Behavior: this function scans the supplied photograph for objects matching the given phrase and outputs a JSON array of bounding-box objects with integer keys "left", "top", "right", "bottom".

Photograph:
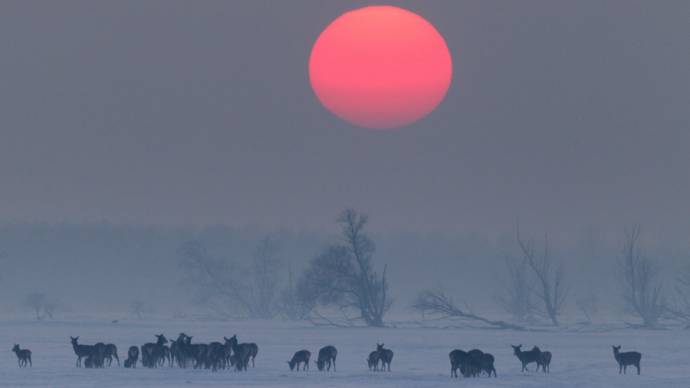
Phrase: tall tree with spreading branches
[{"left": 297, "top": 209, "right": 391, "bottom": 327}]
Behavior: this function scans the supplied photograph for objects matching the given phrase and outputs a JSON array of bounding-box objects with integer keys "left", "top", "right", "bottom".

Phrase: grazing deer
[
  {"left": 12, "top": 344, "right": 32, "bottom": 368},
  {"left": 316, "top": 345, "right": 337, "bottom": 372},
  {"left": 466, "top": 349, "right": 485, "bottom": 377},
  {"left": 104, "top": 343, "right": 119, "bottom": 367},
  {"left": 367, "top": 350, "right": 380, "bottom": 371},
  {"left": 70, "top": 336, "right": 94, "bottom": 367},
  {"left": 124, "top": 346, "right": 139, "bottom": 368},
  {"left": 612, "top": 345, "right": 641, "bottom": 375},
  {"left": 287, "top": 350, "right": 311, "bottom": 371},
  {"left": 481, "top": 352, "right": 497, "bottom": 377},
  {"left": 449, "top": 349, "right": 470, "bottom": 378},
  {"left": 376, "top": 343, "right": 394, "bottom": 372},
  {"left": 512, "top": 344, "right": 541, "bottom": 372},
  {"left": 93, "top": 343, "right": 106, "bottom": 368}
]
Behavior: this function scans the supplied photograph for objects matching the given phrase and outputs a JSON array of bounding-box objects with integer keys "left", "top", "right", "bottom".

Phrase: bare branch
[{"left": 413, "top": 288, "right": 525, "bottom": 331}]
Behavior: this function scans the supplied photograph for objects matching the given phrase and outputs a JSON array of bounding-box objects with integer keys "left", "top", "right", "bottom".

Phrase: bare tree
[
  {"left": 296, "top": 209, "right": 391, "bottom": 327},
  {"left": 413, "top": 288, "right": 524, "bottom": 330},
  {"left": 178, "top": 238, "right": 283, "bottom": 319},
  {"left": 516, "top": 227, "right": 568, "bottom": 326},
  {"left": 23, "top": 293, "right": 57, "bottom": 320},
  {"left": 495, "top": 256, "right": 537, "bottom": 323},
  {"left": 618, "top": 226, "right": 666, "bottom": 328},
  {"left": 247, "top": 237, "right": 281, "bottom": 319},
  {"left": 668, "top": 266, "right": 690, "bottom": 327},
  {"left": 130, "top": 300, "right": 152, "bottom": 320},
  {"left": 279, "top": 263, "right": 313, "bottom": 320},
  {"left": 575, "top": 293, "right": 599, "bottom": 323}
]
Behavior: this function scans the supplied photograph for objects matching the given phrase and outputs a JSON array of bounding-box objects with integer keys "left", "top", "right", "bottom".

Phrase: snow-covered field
[{"left": 1, "top": 316, "right": 687, "bottom": 387}]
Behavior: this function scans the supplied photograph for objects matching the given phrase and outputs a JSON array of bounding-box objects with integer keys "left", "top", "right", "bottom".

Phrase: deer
[
  {"left": 173, "top": 333, "right": 190, "bottom": 368},
  {"left": 367, "top": 350, "right": 380, "bottom": 371},
  {"left": 480, "top": 352, "right": 497, "bottom": 377},
  {"left": 12, "top": 344, "right": 32, "bottom": 368},
  {"left": 227, "top": 335, "right": 251, "bottom": 371},
  {"left": 104, "top": 343, "right": 119, "bottom": 367},
  {"left": 376, "top": 343, "right": 393, "bottom": 372},
  {"left": 124, "top": 346, "right": 139, "bottom": 368},
  {"left": 141, "top": 334, "right": 167, "bottom": 368},
  {"left": 70, "top": 336, "right": 94, "bottom": 367},
  {"left": 92, "top": 343, "right": 107, "bottom": 368},
  {"left": 287, "top": 349, "right": 311, "bottom": 371},
  {"left": 205, "top": 341, "right": 225, "bottom": 371},
  {"left": 84, "top": 355, "right": 95, "bottom": 368},
  {"left": 449, "top": 349, "right": 470, "bottom": 378},
  {"left": 538, "top": 349, "right": 552, "bottom": 373},
  {"left": 466, "top": 349, "right": 485, "bottom": 377},
  {"left": 612, "top": 345, "right": 641, "bottom": 375},
  {"left": 511, "top": 344, "right": 541, "bottom": 372},
  {"left": 316, "top": 345, "right": 337, "bottom": 372},
  {"left": 159, "top": 345, "right": 171, "bottom": 367}
]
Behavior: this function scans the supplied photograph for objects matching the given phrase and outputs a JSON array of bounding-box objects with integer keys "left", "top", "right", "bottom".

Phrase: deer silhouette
[
  {"left": 12, "top": 344, "right": 32, "bottom": 368},
  {"left": 613, "top": 345, "right": 641, "bottom": 375}
]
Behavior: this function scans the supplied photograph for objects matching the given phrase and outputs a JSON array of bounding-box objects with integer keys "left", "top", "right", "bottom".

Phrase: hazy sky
[{"left": 1, "top": 1, "right": 688, "bottom": 234}]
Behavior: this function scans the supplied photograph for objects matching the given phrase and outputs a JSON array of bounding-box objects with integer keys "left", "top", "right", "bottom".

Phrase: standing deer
[
  {"left": 449, "top": 349, "right": 470, "bottom": 378},
  {"left": 376, "top": 343, "right": 393, "bottom": 372},
  {"left": 141, "top": 334, "right": 167, "bottom": 368},
  {"left": 316, "top": 345, "right": 337, "bottom": 372},
  {"left": 612, "top": 345, "right": 641, "bottom": 375},
  {"left": 512, "top": 345, "right": 541, "bottom": 372},
  {"left": 227, "top": 335, "right": 250, "bottom": 371},
  {"left": 12, "top": 344, "right": 32, "bottom": 368},
  {"left": 538, "top": 350, "right": 552, "bottom": 373},
  {"left": 367, "top": 350, "right": 380, "bottom": 371},
  {"left": 70, "top": 336, "right": 93, "bottom": 367}
]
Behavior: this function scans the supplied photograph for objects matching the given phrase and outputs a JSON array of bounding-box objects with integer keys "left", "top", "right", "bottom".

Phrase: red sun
[{"left": 309, "top": 5, "right": 453, "bottom": 130}]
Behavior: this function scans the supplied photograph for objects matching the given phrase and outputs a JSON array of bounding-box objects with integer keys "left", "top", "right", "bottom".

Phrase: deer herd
[{"left": 10, "top": 336, "right": 643, "bottom": 378}]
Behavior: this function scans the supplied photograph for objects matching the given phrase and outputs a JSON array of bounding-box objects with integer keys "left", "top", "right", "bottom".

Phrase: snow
[{"left": 1, "top": 316, "right": 688, "bottom": 387}]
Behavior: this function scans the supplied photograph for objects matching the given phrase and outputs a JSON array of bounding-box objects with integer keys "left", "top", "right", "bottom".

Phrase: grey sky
[{"left": 0, "top": 0, "right": 688, "bottom": 234}]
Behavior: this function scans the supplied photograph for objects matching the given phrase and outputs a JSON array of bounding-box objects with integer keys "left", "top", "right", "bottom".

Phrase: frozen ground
[{"left": 1, "top": 315, "right": 687, "bottom": 387}]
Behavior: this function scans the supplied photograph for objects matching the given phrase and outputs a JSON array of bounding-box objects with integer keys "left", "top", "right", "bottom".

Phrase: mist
[{"left": 0, "top": 1, "right": 689, "bottom": 386}]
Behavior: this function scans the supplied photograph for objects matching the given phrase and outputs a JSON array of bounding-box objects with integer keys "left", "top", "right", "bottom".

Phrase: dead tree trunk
[{"left": 413, "top": 288, "right": 525, "bottom": 330}]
